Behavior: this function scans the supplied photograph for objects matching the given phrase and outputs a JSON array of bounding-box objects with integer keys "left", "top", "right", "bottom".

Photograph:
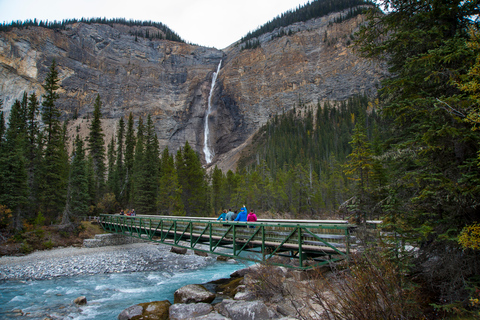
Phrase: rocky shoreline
[
  {"left": 0, "top": 237, "right": 308, "bottom": 319},
  {"left": 0, "top": 242, "right": 216, "bottom": 281}
]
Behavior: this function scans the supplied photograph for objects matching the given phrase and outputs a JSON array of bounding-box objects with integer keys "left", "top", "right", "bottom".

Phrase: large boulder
[
  {"left": 169, "top": 302, "right": 213, "bottom": 320},
  {"left": 174, "top": 284, "right": 216, "bottom": 304},
  {"left": 215, "top": 299, "right": 270, "bottom": 320},
  {"left": 118, "top": 300, "right": 171, "bottom": 320}
]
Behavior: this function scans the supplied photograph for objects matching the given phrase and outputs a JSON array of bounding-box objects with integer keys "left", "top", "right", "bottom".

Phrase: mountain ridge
[{"left": 0, "top": 4, "right": 386, "bottom": 171}]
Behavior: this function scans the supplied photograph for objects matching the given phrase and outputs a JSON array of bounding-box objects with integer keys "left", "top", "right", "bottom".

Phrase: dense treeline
[
  {"left": 240, "top": 0, "right": 373, "bottom": 44},
  {"left": 0, "top": 59, "right": 379, "bottom": 234},
  {"left": 0, "top": 17, "right": 184, "bottom": 43},
  {"left": 351, "top": 0, "right": 480, "bottom": 315},
  {"left": 233, "top": 96, "right": 384, "bottom": 214}
]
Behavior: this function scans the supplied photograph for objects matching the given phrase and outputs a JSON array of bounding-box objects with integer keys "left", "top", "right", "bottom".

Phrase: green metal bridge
[{"left": 99, "top": 214, "right": 361, "bottom": 269}]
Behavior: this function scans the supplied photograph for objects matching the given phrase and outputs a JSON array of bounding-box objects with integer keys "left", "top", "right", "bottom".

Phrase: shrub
[
  {"left": 298, "top": 250, "right": 422, "bottom": 320},
  {"left": 20, "top": 240, "right": 33, "bottom": 254},
  {"left": 0, "top": 205, "right": 12, "bottom": 230}
]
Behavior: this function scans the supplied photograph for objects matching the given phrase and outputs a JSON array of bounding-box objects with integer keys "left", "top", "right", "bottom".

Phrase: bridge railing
[{"left": 99, "top": 214, "right": 357, "bottom": 269}]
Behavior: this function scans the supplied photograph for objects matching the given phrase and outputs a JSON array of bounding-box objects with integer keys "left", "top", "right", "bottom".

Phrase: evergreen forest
[
  {"left": 240, "top": 0, "right": 374, "bottom": 44},
  {"left": 0, "top": 17, "right": 184, "bottom": 42}
]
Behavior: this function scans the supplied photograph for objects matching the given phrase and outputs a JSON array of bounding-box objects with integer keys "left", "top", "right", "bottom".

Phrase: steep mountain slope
[{"left": 0, "top": 6, "right": 386, "bottom": 170}]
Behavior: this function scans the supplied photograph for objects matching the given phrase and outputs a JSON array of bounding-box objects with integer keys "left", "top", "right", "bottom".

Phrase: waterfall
[{"left": 203, "top": 61, "right": 222, "bottom": 164}]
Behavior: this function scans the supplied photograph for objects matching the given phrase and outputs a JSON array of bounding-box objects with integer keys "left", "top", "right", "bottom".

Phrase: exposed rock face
[{"left": 0, "top": 7, "right": 386, "bottom": 170}]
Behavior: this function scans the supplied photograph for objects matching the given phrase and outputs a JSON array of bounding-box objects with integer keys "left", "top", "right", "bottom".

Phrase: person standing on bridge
[
  {"left": 234, "top": 206, "right": 248, "bottom": 222},
  {"left": 247, "top": 210, "right": 257, "bottom": 228},
  {"left": 225, "top": 209, "right": 235, "bottom": 221},
  {"left": 217, "top": 209, "right": 227, "bottom": 221}
]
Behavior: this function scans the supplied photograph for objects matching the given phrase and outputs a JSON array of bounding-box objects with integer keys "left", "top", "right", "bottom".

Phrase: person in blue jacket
[
  {"left": 217, "top": 209, "right": 227, "bottom": 221},
  {"left": 234, "top": 205, "right": 248, "bottom": 222}
]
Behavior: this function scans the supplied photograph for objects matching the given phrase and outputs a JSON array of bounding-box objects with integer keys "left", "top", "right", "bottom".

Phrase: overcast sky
[{"left": 0, "top": 0, "right": 310, "bottom": 49}]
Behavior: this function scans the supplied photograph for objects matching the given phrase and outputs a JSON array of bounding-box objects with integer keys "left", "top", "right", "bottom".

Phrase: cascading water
[{"left": 203, "top": 61, "right": 222, "bottom": 164}]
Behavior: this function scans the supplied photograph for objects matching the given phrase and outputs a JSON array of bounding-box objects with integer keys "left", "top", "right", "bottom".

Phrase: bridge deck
[{"left": 99, "top": 214, "right": 361, "bottom": 269}]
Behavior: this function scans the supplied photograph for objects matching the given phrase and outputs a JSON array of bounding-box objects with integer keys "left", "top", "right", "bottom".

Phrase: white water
[
  {"left": 203, "top": 61, "right": 222, "bottom": 164},
  {"left": 0, "top": 260, "right": 246, "bottom": 319}
]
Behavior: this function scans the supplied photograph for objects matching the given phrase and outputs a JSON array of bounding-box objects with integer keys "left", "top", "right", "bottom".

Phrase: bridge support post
[{"left": 298, "top": 226, "right": 303, "bottom": 268}]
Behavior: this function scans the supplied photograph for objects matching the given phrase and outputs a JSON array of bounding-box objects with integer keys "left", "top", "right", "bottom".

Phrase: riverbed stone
[
  {"left": 194, "top": 250, "right": 208, "bottom": 257},
  {"left": 170, "top": 247, "right": 187, "bottom": 254},
  {"left": 118, "top": 300, "right": 171, "bottom": 320},
  {"left": 174, "top": 284, "right": 216, "bottom": 304},
  {"left": 215, "top": 299, "right": 270, "bottom": 320},
  {"left": 118, "top": 304, "right": 143, "bottom": 320},
  {"left": 73, "top": 296, "right": 87, "bottom": 305},
  {"left": 169, "top": 302, "right": 213, "bottom": 319}
]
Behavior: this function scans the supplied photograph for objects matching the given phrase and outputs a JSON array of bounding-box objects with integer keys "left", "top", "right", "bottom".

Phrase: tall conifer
[
  {"left": 39, "top": 60, "right": 67, "bottom": 220},
  {"left": 88, "top": 94, "right": 106, "bottom": 204},
  {"left": 158, "top": 147, "right": 184, "bottom": 215},
  {"left": 124, "top": 113, "right": 136, "bottom": 206}
]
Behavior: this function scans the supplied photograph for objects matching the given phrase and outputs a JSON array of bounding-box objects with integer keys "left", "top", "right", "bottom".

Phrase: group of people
[
  {"left": 120, "top": 209, "right": 136, "bottom": 216},
  {"left": 217, "top": 206, "right": 257, "bottom": 226}
]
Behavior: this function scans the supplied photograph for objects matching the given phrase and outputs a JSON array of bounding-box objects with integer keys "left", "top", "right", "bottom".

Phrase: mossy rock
[
  {"left": 118, "top": 300, "right": 171, "bottom": 320},
  {"left": 217, "top": 277, "right": 244, "bottom": 297}
]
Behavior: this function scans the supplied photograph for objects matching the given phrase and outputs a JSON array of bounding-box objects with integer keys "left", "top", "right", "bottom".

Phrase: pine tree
[
  {"left": 211, "top": 165, "right": 224, "bottom": 214},
  {"left": 25, "top": 93, "right": 41, "bottom": 214},
  {"left": 133, "top": 117, "right": 145, "bottom": 212},
  {"left": 344, "top": 120, "right": 374, "bottom": 222},
  {"left": 158, "top": 147, "right": 184, "bottom": 215},
  {"left": 39, "top": 60, "right": 68, "bottom": 220},
  {"left": 62, "top": 135, "right": 89, "bottom": 223},
  {"left": 0, "top": 99, "right": 28, "bottom": 230},
  {"left": 114, "top": 117, "right": 125, "bottom": 204},
  {"left": 356, "top": 0, "right": 480, "bottom": 304},
  {"left": 106, "top": 136, "right": 116, "bottom": 193},
  {"left": 124, "top": 113, "right": 136, "bottom": 206},
  {"left": 88, "top": 94, "right": 106, "bottom": 204},
  {"left": 134, "top": 115, "right": 159, "bottom": 214},
  {"left": 176, "top": 141, "right": 207, "bottom": 216}
]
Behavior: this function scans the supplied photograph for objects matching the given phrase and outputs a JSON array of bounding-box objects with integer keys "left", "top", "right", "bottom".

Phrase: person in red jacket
[{"left": 247, "top": 210, "right": 257, "bottom": 228}]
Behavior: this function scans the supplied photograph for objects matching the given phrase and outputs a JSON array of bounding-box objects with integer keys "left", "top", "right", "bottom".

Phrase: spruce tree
[
  {"left": 62, "top": 135, "right": 89, "bottom": 223},
  {"left": 158, "top": 147, "right": 184, "bottom": 215},
  {"left": 343, "top": 121, "right": 374, "bottom": 222},
  {"left": 106, "top": 136, "right": 116, "bottom": 193},
  {"left": 0, "top": 99, "right": 29, "bottom": 230},
  {"left": 133, "top": 117, "right": 145, "bottom": 212},
  {"left": 176, "top": 141, "right": 207, "bottom": 216},
  {"left": 25, "top": 93, "right": 41, "bottom": 213},
  {"left": 134, "top": 115, "right": 159, "bottom": 214},
  {"left": 357, "top": 0, "right": 480, "bottom": 304},
  {"left": 88, "top": 94, "right": 106, "bottom": 204},
  {"left": 211, "top": 165, "right": 224, "bottom": 214},
  {"left": 114, "top": 117, "right": 125, "bottom": 204},
  {"left": 39, "top": 60, "right": 68, "bottom": 220},
  {"left": 124, "top": 113, "right": 136, "bottom": 206}
]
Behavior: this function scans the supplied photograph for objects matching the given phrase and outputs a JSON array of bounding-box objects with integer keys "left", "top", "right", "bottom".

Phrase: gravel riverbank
[{"left": 0, "top": 242, "right": 216, "bottom": 281}]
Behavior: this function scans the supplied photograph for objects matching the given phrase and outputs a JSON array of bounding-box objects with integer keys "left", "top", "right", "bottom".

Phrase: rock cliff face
[{"left": 0, "top": 7, "right": 386, "bottom": 171}]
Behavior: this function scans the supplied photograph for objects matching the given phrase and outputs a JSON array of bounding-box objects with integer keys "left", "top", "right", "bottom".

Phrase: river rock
[
  {"left": 174, "top": 284, "right": 216, "bottom": 304},
  {"left": 215, "top": 299, "right": 270, "bottom": 320},
  {"left": 118, "top": 300, "right": 171, "bottom": 320},
  {"left": 194, "top": 250, "right": 208, "bottom": 257},
  {"left": 73, "top": 296, "right": 87, "bottom": 305},
  {"left": 170, "top": 247, "right": 187, "bottom": 255},
  {"left": 169, "top": 302, "right": 213, "bottom": 319}
]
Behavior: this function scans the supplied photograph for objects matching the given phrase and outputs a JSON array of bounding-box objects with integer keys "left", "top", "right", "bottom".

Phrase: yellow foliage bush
[{"left": 458, "top": 223, "right": 480, "bottom": 250}]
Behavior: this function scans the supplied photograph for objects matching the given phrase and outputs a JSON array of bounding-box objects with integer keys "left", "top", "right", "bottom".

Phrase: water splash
[{"left": 203, "top": 61, "right": 222, "bottom": 164}]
